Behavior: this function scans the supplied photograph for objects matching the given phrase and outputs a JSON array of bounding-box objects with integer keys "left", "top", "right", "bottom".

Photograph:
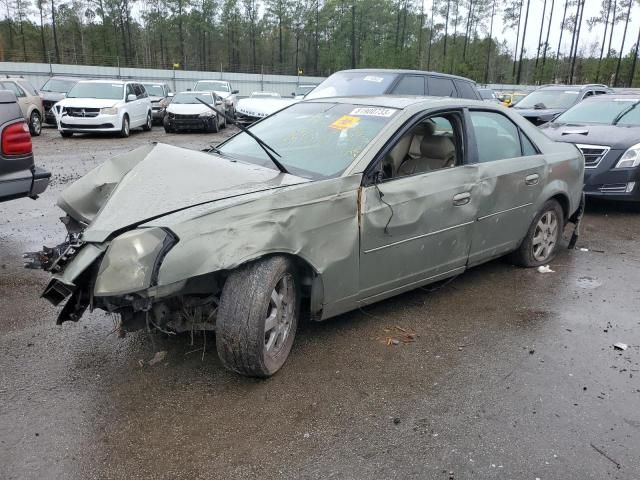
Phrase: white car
[
  {"left": 235, "top": 94, "right": 296, "bottom": 126},
  {"left": 193, "top": 80, "right": 239, "bottom": 116},
  {"left": 163, "top": 91, "right": 227, "bottom": 133},
  {"left": 54, "top": 80, "right": 152, "bottom": 138},
  {"left": 249, "top": 91, "right": 280, "bottom": 98}
]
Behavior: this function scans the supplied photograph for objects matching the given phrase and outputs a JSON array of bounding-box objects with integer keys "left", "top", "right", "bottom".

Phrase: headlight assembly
[
  {"left": 615, "top": 143, "right": 640, "bottom": 169},
  {"left": 100, "top": 107, "right": 118, "bottom": 115},
  {"left": 94, "top": 228, "right": 178, "bottom": 296},
  {"left": 224, "top": 98, "right": 233, "bottom": 106},
  {"left": 199, "top": 111, "right": 214, "bottom": 117}
]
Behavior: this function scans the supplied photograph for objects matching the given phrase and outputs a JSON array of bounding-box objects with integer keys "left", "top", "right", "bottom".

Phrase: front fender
[{"left": 154, "top": 175, "right": 363, "bottom": 308}]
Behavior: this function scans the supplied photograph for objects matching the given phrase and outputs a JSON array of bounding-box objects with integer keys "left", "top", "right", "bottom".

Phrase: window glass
[
  {"left": 516, "top": 89, "right": 579, "bottom": 109},
  {"left": 3, "top": 82, "right": 25, "bottom": 97},
  {"left": 67, "top": 82, "right": 124, "bottom": 100},
  {"left": 470, "top": 111, "right": 523, "bottom": 162},
  {"left": 41, "top": 78, "right": 76, "bottom": 93},
  {"left": 172, "top": 92, "right": 214, "bottom": 104},
  {"left": 142, "top": 84, "right": 165, "bottom": 96},
  {"left": 521, "top": 133, "right": 538, "bottom": 155},
  {"left": 427, "top": 77, "right": 456, "bottom": 97},
  {"left": 595, "top": 90, "right": 608, "bottom": 95},
  {"left": 393, "top": 75, "right": 425, "bottom": 95},
  {"left": 305, "top": 72, "right": 396, "bottom": 99},
  {"left": 126, "top": 84, "right": 135, "bottom": 99},
  {"left": 456, "top": 81, "right": 478, "bottom": 99},
  {"left": 554, "top": 98, "right": 639, "bottom": 125},
  {"left": 382, "top": 114, "right": 459, "bottom": 179},
  {"left": 18, "top": 81, "right": 37, "bottom": 96}
]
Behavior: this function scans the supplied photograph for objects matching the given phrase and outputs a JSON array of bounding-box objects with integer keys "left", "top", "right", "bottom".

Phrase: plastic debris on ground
[
  {"left": 537, "top": 265, "right": 554, "bottom": 273},
  {"left": 613, "top": 342, "right": 628, "bottom": 351},
  {"left": 148, "top": 350, "right": 167, "bottom": 366},
  {"left": 379, "top": 325, "right": 419, "bottom": 346}
]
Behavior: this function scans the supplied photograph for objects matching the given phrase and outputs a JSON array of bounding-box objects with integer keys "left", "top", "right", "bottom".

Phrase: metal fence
[{"left": 0, "top": 61, "right": 326, "bottom": 97}]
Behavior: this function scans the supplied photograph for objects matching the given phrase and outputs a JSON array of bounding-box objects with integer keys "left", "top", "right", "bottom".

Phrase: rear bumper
[
  {"left": 0, "top": 166, "right": 50, "bottom": 202},
  {"left": 30, "top": 166, "right": 51, "bottom": 197}
]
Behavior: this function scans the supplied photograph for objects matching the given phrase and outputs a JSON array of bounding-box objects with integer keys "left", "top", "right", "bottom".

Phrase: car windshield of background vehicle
[
  {"left": 41, "top": 79, "right": 76, "bottom": 93},
  {"left": 305, "top": 72, "right": 396, "bottom": 99},
  {"left": 67, "top": 82, "right": 124, "bottom": 100},
  {"left": 196, "top": 81, "right": 230, "bottom": 92},
  {"left": 143, "top": 84, "right": 165, "bottom": 96},
  {"left": 516, "top": 90, "right": 579, "bottom": 109},
  {"left": 251, "top": 92, "right": 280, "bottom": 98},
  {"left": 555, "top": 98, "right": 640, "bottom": 125},
  {"left": 172, "top": 92, "right": 214, "bottom": 104},
  {"left": 295, "top": 86, "right": 316, "bottom": 96},
  {"left": 219, "top": 102, "right": 398, "bottom": 179}
]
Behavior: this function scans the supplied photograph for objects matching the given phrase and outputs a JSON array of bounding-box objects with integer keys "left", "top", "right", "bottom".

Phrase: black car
[
  {"left": 541, "top": 94, "right": 640, "bottom": 201},
  {"left": 39, "top": 76, "right": 79, "bottom": 125},
  {"left": 305, "top": 69, "right": 483, "bottom": 100},
  {"left": 0, "top": 90, "right": 50, "bottom": 202},
  {"left": 142, "top": 82, "right": 173, "bottom": 124},
  {"left": 513, "top": 84, "right": 612, "bottom": 126}
]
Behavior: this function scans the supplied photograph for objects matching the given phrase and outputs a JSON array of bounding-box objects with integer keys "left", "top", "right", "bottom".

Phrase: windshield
[
  {"left": 219, "top": 102, "right": 398, "bottom": 178},
  {"left": 294, "top": 85, "right": 316, "bottom": 96},
  {"left": 143, "top": 84, "right": 165, "bottom": 96},
  {"left": 516, "top": 89, "right": 580, "bottom": 109},
  {"left": 41, "top": 78, "right": 76, "bottom": 93},
  {"left": 305, "top": 72, "right": 396, "bottom": 99},
  {"left": 171, "top": 92, "right": 214, "bottom": 104},
  {"left": 555, "top": 98, "right": 640, "bottom": 126},
  {"left": 195, "top": 81, "right": 229, "bottom": 92},
  {"left": 479, "top": 89, "right": 495, "bottom": 100},
  {"left": 67, "top": 82, "right": 124, "bottom": 100}
]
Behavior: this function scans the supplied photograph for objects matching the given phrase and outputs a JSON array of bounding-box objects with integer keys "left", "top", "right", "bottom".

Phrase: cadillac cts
[{"left": 27, "top": 97, "right": 584, "bottom": 377}]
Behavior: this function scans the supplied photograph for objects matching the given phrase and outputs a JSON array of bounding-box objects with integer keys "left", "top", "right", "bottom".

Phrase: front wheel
[
  {"left": 60, "top": 130, "right": 73, "bottom": 138},
  {"left": 216, "top": 256, "right": 300, "bottom": 378},
  {"left": 119, "top": 115, "right": 130, "bottom": 138},
  {"left": 142, "top": 111, "right": 152, "bottom": 131},
  {"left": 29, "top": 111, "right": 41, "bottom": 136},
  {"left": 510, "top": 199, "right": 564, "bottom": 267}
]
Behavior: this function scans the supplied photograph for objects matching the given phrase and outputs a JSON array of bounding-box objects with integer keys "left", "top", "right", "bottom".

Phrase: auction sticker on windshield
[
  {"left": 330, "top": 115, "right": 360, "bottom": 130},
  {"left": 350, "top": 107, "right": 396, "bottom": 117},
  {"left": 363, "top": 75, "right": 385, "bottom": 83}
]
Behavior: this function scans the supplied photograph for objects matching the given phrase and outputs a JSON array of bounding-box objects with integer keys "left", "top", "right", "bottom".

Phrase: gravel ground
[{"left": 1, "top": 126, "right": 639, "bottom": 480}]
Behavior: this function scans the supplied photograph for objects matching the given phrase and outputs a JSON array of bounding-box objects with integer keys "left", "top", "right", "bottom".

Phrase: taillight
[{"left": 2, "top": 122, "right": 32, "bottom": 156}]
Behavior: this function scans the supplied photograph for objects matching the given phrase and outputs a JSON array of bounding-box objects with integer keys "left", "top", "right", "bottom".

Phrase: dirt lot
[{"left": 1, "top": 126, "right": 639, "bottom": 479}]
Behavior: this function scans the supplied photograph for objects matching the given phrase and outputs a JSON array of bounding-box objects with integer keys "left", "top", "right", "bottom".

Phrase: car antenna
[{"left": 196, "top": 97, "right": 288, "bottom": 174}]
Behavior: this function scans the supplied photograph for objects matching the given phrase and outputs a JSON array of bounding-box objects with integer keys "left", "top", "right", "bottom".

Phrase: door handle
[
  {"left": 525, "top": 173, "right": 540, "bottom": 185},
  {"left": 452, "top": 192, "right": 471, "bottom": 206}
]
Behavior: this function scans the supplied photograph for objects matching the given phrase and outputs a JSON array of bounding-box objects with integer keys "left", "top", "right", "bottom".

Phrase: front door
[
  {"left": 466, "top": 109, "right": 546, "bottom": 266},
  {"left": 358, "top": 111, "right": 479, "bottom": 302}
]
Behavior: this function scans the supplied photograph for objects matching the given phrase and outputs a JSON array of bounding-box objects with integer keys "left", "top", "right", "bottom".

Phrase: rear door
[
  {"left": 466, "top": 109, "right": 546, "bottom": 266},
  {"left": 1, "top": 82, "right": 28, "bottom": 118},
  {"left": 391, "top": 75, "right": 426, "bottom": 95},
  {"left": 426, "top": 76, "right": 457, "bottom": 98}
]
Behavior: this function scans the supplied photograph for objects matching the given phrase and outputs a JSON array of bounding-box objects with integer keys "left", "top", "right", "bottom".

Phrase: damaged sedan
[{"left": 26, "top": 96, "right": 584, "bottom": 377}]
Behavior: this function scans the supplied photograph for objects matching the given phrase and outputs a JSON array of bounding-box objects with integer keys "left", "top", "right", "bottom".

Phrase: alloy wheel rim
[
  {"left": 32, "top": 114, "right": 41, "bottom": 134},
  {"left": 532, "top": 211, "right": 558, "bottom": 262},
  {"left": 124, "top": 119, "right": 129, "bottom": 135},
  {"left": 264, "top": 274, "right": 294, "bottom": 359}
]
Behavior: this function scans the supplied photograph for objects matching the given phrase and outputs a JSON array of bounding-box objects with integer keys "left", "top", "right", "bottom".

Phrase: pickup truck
[{"left": 0, "top": 90, "right": 50, "bottom": 202}]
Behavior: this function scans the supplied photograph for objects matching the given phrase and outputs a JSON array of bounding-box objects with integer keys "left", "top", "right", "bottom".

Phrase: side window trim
[
  {"left": 362, "top": 108, "right": 468, "bottom": 186},
  {"left": 467, "top": 108, "right": 541, "bottom": 161}
]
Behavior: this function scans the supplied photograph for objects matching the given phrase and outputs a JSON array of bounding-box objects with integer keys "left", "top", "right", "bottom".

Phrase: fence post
[
  {"left": 48, "top": 52, "right": 53, "bottom": 76},
  {"left": 117, "top": 57, "right": 121, "bottom": 79},
  {"left": 220, "top": 63, "right": 223, "bottom": 80},
  {"left": 261, "top": 65, "right": 264, "bottom": 91}
]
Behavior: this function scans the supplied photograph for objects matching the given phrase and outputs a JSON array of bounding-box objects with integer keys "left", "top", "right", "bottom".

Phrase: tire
[
  {"left": 142, "top": 111, "right": 152, "bottom": 131},
  {"left": 216, "top": 256, "right": 300, "bottom": 378},
  {"left": 29, "top": 111, "right": 42, "bottom": 136},
  {"left": 163, "top": 116, "right": 173, "bottom": 133},
  {"left": 60, "top": 130, "right": 73, "bottom": 138},
  {"left": 510, "top": 199, "right": 564, "bottom": 267},
  {"left": 119, "top": 114, "right": 130, "bottom": 138},
  {"left": 211, "top": 115, "right": 220, "bottom": 133}
]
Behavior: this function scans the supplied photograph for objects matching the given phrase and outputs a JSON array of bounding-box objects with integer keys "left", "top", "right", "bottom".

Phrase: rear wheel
[
  {"left": 510, "top": 199, "right": 564, "bottom": 267},
  {"left": 142, "top": 111, "right": 152, "bottom": 131},
  {"left": 119, "top": 114, "right": 130, "bottom": 138},
  {"left": 29, "top": 111, "right": 41, "bottom": 136},
  {"left": 216, "top": 256, "right": 299, "bottom": 378}
]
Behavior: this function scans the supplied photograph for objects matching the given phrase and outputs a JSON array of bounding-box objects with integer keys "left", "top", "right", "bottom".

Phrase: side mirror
[
  {"left": 127, "top": 94, "right": 136, "bottom": 102},
  {"left": 168, "top": 92, "right": 174, "bottom": 97},
  {"left": 186, "top": 88, "right": 192, "bottom": 91},
  {"left": 232, "top": 89, "right": 239, "bottom": 95},
  {"left": 215, "top": 100, "right": 223, "bottom": 106},
  {"left": 291, "top": 92, "right": 296, "bottom": 97}
]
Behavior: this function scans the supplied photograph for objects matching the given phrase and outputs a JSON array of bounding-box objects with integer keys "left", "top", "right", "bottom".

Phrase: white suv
[{"left": 54, "top": 80, "right": 152, "bottom": 138}]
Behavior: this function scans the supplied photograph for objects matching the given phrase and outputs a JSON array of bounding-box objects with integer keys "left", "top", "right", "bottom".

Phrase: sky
[{"left": 424, "top": 0, "right": 640, "bottom": 58}]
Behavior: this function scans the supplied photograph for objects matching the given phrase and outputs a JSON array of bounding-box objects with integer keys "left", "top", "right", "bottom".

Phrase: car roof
[
  {"left": 45, "top": 76, "right": 80, "bottom": 82},
  {"left": 196, "top": 80, "right": 229, "bottom": 83},
  {"left": 536, "top": 84, "right": 610, "bottom": 91},
  {"left": 176, "top": 90, "right": 212, "bottom": 95},
  {"left": 76, "top": 79, "right": 133, "bottom": 85},
  {"left": 304, "top": 95, "right": 486, "bottom": 109},
  {"left": 581, "top": 94, "right": 640, "bottom": 101},
  {"left": 337, "top": 68, "right": 477, "bottom": 83}
]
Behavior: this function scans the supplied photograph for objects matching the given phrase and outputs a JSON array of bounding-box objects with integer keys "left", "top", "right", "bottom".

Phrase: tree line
[{"left": 0, "top": 0, "right": 639, "bottom": 86}]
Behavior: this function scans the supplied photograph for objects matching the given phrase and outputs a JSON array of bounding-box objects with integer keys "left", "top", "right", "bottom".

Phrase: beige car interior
[{"left": 382, "top": 118, "right": 457, "bottom": 178}]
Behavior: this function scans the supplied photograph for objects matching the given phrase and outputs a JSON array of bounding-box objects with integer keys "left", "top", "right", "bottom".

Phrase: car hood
[
  {"left": 166, "top": 104, "right": 211, "bottom": 115},
  {"left": 540, "top": 123, "right": 640, "bottom": 149},
  {"left": 58, "top": 143, "right": 308, "bottom": 243},
  {"left": 41, "top": 91, "right": 66, "bottom": 102},
  {"left": 148, "top": 95, "right": 164, "bottom": 103},
  {"left": 57, "top": 97, "right": 121, "bottom": 109},
  {"left": 237, "top": 98, "right": 297, "bottom": 117},
  {"left": 513, "top": 107, "right": 564, "bottom": 123}
]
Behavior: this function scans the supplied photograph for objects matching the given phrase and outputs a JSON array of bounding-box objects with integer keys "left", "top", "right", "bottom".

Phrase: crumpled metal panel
[{"left": 148, "top": 174, "right": 363, "bottom": 310}]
